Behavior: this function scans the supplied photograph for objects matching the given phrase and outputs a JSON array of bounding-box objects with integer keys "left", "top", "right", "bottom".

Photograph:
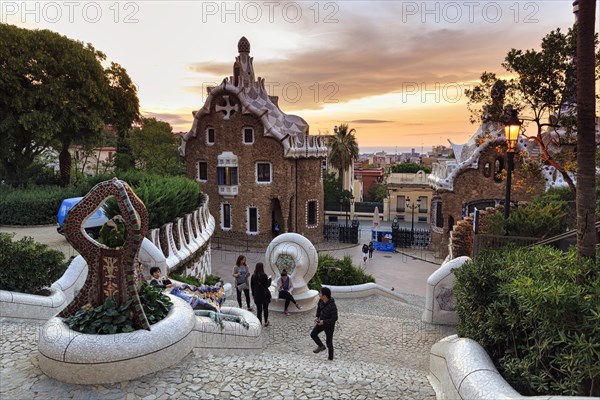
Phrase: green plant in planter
[
  {"left": 97, "top": 215, "right": 128, "bottom": 248},
  {"left": 65, "top": 283, "right": 172, "bottom": 334},
  {"left": 66, "top": 298, "right": 135, "bottom": 334},
  {"left": 139, "top": 283, "right": 172, "bottom": 324},
  {"left": 203, "top": 274, "right": 223, "bottom": 286}
]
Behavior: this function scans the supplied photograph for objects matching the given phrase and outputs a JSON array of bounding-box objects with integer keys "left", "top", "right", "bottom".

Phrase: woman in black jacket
[{"left": 250, "top": 262, "right": 272, "bottom": 327}]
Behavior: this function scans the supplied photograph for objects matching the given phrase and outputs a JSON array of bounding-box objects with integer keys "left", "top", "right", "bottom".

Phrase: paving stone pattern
[{"left": 1, "top": 296, "right": 455, "bottom": 399}]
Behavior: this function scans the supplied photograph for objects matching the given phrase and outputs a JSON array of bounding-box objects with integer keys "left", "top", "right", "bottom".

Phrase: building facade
[
  {"left": 180, "top": 37, "right": 327, "bottom": 244},
  {"left": 428, "top": 123, "right": 547, "bottom": 259}
]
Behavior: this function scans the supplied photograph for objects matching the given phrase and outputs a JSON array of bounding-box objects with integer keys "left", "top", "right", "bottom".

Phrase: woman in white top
[{"left": 275, "top": 269, "right": 302, "bottom": 315}]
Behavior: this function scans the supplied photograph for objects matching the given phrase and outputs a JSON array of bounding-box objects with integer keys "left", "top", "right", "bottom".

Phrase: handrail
[{"left": 525, "top": 220, "right": 600, "bottom": 249}]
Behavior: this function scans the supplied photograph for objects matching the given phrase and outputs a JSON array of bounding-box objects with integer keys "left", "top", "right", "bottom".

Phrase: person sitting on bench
[{"left": 275, "top": 269, "right": 301, "bottom": 315}]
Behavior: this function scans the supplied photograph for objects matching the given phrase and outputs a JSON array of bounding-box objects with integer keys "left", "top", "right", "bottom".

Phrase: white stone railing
[
  {"left": 0, "top": 195, "right": 215, "bottom": 321},
  {"left": 386, "top": 171, "right": 429, "bottom": 185},
  {"left": 430, "top": 335, "right": 590, "bottom": 400},
  {"left": 146, "top": 194, "right": 215, "bottom": 281}
]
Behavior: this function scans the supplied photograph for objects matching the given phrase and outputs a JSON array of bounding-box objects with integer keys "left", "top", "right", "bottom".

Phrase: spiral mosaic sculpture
[{"left": 58, "top": 178, "right": 150, "bottom": 330}]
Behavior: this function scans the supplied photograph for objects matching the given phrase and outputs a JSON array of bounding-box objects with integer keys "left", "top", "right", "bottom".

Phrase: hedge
[
  {"left": 455, "top": 246, "right": 599, "bottom": 397},
  {"left": 315, "top": 253, "right": 375, "bottom": 286},
  {"left": 0, "top": 233, "right": 68, "bottom": 295},
  {"left": 0, "top": 171, "right": 200, "bottom": 229}
]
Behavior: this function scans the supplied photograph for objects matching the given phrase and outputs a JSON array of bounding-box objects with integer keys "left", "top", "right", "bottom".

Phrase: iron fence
[{"left": 323, "top": 223, "right": 359, "bottom": 244}]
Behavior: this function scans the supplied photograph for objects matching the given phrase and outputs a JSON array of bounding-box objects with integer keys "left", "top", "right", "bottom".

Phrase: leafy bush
[
  {"left": 483, "top": 195, "right": 568, "bottom": 238},
  {"left": 96, "top": 172, "right": 200, "bottom": 229},
  {"left": 97, "top": 216, "right": 127, "bottom": 248},
  {"left": 65, "top": 283, "right": 172, "bottom": 334},
  {"left": 66, "top": 297, "right": 136, "bottom": 334},
  {"left": 0, "top": 233, "right": 68, "bottom": 294},
  {"left": 389, "top": 163, "right": 432, "bottom": 173},
  {"left": 455, "top": 246, "right": 599, "bottom": 397},
  {"left": 170, "top": 273, "right": 203, "bottom": 287},
  {"left": 0, "top": 171, "right": 200, "bottom": 228},
  {"left": 203, "top": 274, "right": 223, "bottom": 286},
  {"left": 315, "top": 253, "right": 375, "bottom": 286},
  {"left": 0, "top": 185, "right": 83, "bottom": 225}
]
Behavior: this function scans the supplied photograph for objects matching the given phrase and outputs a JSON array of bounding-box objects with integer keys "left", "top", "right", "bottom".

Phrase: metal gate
[
  {"left": 323, "top": 223, "right": 359, "bottom": 244},
  {"left": 392, "top": 227, "right": 430, "bottom": 248}
]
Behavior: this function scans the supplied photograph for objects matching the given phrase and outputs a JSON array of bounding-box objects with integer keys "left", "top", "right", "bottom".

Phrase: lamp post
[
  {"left": 503, "top": 109, "right": 521, "bottom": 220},
  {"left": 406, "top": 196, "right": 421, "bottom": 244}
]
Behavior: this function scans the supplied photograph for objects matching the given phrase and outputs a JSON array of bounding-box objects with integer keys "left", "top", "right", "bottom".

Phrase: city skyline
[{"left": 3, "top": 1, "right": 591, "bottom": 148}]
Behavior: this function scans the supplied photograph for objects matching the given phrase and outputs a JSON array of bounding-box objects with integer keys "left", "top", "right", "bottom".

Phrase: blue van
[{"left": 57, "top": 197, "right": 108, "bottom": 239}]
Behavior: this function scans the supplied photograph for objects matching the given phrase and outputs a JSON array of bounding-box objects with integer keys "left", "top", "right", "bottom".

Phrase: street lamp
[
  {"left": 406, "top": 196, "right": 421, "bottom": 244},
  {"left": 504, "top": 109, "right": 521, "bottom": 220}
]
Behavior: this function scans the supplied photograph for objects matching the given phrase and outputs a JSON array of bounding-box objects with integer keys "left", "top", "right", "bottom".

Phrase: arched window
[
  {"left": 494, "top": 157, "right": 504, "bottom": 183},
  {"left": 483, "top": 162, "right": 491, "bottom": 177}
]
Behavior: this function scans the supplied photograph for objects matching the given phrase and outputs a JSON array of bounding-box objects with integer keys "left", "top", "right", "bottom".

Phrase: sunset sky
[{"left": 3, "top": 1, "right": 594, "bottom": 151}]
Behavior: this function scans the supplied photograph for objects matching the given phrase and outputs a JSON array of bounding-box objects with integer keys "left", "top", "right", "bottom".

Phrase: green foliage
[
  {"left": 0, "top": 233, "right": 67, "bottom": 294},
  {"left": 127, "top": 117, "right": 184, "bottom": 176},
  {"left": 366, "top": 183, "right": 387, "bottom": 203},
  {"left": 315, "top": 253, "right": 375, "bottom": 286},
  {"left": 327, "top": 123, "right": 359, "bottom": 174},
  {"left": 483, "top": 194, "right": 568, "bottom": 238},
  {"left": 0, "top": 185, "right": 83, "bottom": 225},
  {"left": 170, "top": 273, "right": 203, "bottom": 287},
  {"left": 97, "top": 216, "right": 128, "bottom": 248},
  {"left": 66, "top": 297, "right": 135, "bottom": 334},
  {"left": 91, "top": 171, "right": 200, "bottom": 229},
  {"left": 65, "top": 283, "right": 172, "bottom": 334},
  {"left": 323, "top": 171, "right": 343, "bottom": 211},
  {"left": 0, "top": 171, "right": 200, "bottom": 228},
  {"left": 389, "top": 163, "right": 431, "bottom": 174},
  {"left": 203, "top": 274, "right": 223, "bottom": 286},
  {"left": 455, "top": 246, "right": 600, "bottom": 396},
  {"left": 138, "top": 283, "right": 172, "bottom": 325}
]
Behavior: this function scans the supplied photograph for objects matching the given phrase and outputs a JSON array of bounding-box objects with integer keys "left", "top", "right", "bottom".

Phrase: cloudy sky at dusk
[{"left": 3, "top": 1, "right": 594, "bottom": 151}]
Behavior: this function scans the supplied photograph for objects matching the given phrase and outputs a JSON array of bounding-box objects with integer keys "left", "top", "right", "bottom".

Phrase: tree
[
  {"left": 466, "top": 29, "right": 600, "bottom": 195},
  {"left": 366, "top": 183, "right": 387, "bottom": 203},
  {"left": 105, "top": 62, "right": 141, "bottom": 171},
  {"left": 323, "top": 171, "right": 343, "bottom": 211},
  {"left": 575, "top": 0, "right": 597, "bottom": 261},
  {"left": 0, "top": 24, "right": 140, "bottom": 186},
  {"left": 327, "top": 123, "right": 359, "bottom": 189},
  {"left": 128, "top": 117, "right": 184, "bottom": 175},
  {"left": 390, "top": 163, "right": 432, "bottom": 174}
]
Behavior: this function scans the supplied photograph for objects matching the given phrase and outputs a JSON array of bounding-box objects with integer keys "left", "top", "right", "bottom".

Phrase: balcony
[{"left": 218, "top": 185, "right": 238, "bottom": 197}]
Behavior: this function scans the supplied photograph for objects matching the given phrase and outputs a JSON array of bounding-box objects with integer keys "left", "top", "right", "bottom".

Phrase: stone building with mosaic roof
[
  {"left": 427, "top": 122, "right": 563, "bottom": 259},
  {"left": 180, "top": 37, "right": 327, "bottom": 244}
]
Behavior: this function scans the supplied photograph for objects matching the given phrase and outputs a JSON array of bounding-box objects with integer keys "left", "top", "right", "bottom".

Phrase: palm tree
[
  {"left": 327, "top": 123, "right": 359, "bottom": 190},
  {"left": 575, "top": 0, "right": 597, "bottom": 261}
]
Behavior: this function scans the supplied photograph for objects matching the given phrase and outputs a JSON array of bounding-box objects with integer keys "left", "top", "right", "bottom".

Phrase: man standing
[{"left": 311, "top": 287, "right": 338, "bottom": 361}]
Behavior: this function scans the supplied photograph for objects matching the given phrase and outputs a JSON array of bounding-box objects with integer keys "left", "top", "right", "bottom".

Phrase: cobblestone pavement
[{"left": 1, "top": 296, "right": 455, "bottom": 400}]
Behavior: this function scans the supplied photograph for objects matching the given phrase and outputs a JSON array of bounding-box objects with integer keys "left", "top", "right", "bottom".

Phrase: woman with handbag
[
  {"left": 233, "top": 255, "right": 252, "bottom": 311},
  {"left": 250, "top": 262, "right": 272, "bottom": 327}
]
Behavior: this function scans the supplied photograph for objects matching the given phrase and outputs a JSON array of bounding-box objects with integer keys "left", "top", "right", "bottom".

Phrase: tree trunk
[
  {"left": 576, "top": 0, "right": 597, "bottom": 261},
  {"left": 59, "top": 143, "right": 72, "bottom": 187}
]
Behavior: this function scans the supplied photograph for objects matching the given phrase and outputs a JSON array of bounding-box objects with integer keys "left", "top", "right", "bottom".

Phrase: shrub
[
  {"left": 203, "top": 274, "right": 223, "bottom": 286},
  {"left": 0, "top": 233, "right": 68, "bottom": 294},
  {"left": 170, "top": 273, "right": 203, "bottom": 287},
  {"left": 0, "top": 171, "right": 200, "bottom": 228},
  {"left": 315, "top": 253, "right": 375, "bottom": 286},
  {"left": 482, "top": 194, "right": 568, "bottom": 238},
  {"left": 65, "top": 283, "right": 172, "bottom": 334},
  {"left": 96, "top": 172, "right": 200, "bottom": 229},
  {"left": 0, "top": 185, "right": 83, "bottom": 225},
  {"left": 455, "top": 246, "right": 600, "bottom": 397}
]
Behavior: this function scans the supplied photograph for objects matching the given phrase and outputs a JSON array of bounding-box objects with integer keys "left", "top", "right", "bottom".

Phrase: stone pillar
[{"left": 383, "top": 198, "right": 390, "bottom": 222}]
